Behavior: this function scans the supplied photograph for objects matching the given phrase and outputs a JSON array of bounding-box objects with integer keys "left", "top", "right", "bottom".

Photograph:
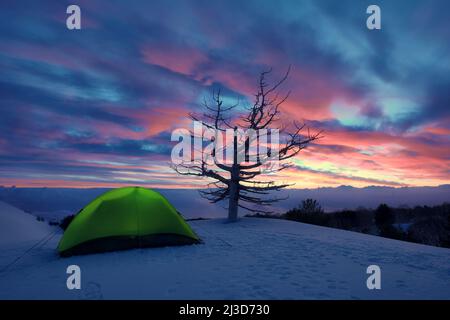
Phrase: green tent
[{"left": 58, "top": 187, "right": 200, "bottom": 256}]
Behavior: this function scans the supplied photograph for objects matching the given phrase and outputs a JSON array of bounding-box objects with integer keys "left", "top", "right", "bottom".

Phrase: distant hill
[{"left": 0, "top": 185, "right": 448, "bottom": 220}]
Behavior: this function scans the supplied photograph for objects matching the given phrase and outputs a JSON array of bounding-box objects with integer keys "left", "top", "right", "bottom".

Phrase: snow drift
[
  {"left": 0, "top": 202, "right": 449, "bottom": 299},
  {"left": 0, "top": 201, "right": 53, "bottom": 246}
]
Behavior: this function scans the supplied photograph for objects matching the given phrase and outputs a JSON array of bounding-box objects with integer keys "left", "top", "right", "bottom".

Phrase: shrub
[
  {"left": 407, "top": 216, "right": 449, "bottom": 247},
  {"left": 330, "top": 210, "right": 358, "bottom": 230},
  {"left": 300, "top": 199, "right": 324, "bottom": 214},
  {"left": 60, "top": 214, "right": 75, "bottom": 230},
  {"left": 284, "top": 199, "right": 328, "bottom": 226},
  {"left": 378, "top": 225, "right": 406, "bottom": 240},
  {"left": 375, "top": 203, "right": 394, "bottom": 231}
]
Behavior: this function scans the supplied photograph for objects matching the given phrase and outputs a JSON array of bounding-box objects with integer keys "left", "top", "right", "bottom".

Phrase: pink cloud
[{"left": 141, "top": 44, "right": 208, "bottom": 76}]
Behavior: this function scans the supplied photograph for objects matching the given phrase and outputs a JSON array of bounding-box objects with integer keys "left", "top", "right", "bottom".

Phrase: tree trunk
[
  {"left": 228, "top": 127, "right": 239, "bottom": 222},
  {"left": 228, "top": 168, "right": 239, "bottom": 221},
  {"left": 228, "top": 181, "right": 239, "bottom": 221}
]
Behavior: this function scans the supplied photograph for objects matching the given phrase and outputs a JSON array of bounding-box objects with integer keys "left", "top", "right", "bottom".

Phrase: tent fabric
[{"left": 58, "top": 187, "right": 200, "bottom": 256}]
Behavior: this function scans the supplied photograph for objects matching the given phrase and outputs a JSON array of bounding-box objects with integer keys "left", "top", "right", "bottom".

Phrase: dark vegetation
[
  {"left": 247, "top": 199, "right": 450, "bottom": 248},
  {"left": 59, "top": 214, "right": 75, "bottom": 230}
]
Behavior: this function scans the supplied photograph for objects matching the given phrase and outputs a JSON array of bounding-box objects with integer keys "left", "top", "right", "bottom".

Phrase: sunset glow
[{"left": 1, "top": 0, "right": 449, "bottom": 189}]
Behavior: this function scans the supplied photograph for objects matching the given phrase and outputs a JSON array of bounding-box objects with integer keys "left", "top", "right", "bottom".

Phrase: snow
[
  {"left": 0, "top": 202, "right": 449, "bottom": 299},
  {"left": 0, "top": 201, "right": 54, "bottom": 246}
]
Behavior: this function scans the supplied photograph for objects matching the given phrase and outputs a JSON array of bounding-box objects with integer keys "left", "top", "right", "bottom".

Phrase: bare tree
[{"left": 172, "top": 67, "right": 322, "bottom": 221}]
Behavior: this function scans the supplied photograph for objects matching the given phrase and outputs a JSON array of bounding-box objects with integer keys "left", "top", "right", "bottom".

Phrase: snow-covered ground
[
  {"left": 0, "top": 201, "right": 54, "bottom": 246},
  {"left": 0, "top": 201, "right": 449, "bottom": 299}
]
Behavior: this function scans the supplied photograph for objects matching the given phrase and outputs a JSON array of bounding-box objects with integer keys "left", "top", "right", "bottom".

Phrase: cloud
[{"left": 0, "top": 0, "right": 449, "bottom": 188}]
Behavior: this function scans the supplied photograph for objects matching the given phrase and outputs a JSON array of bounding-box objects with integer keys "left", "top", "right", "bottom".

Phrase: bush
[
  {"left": 60, "top": 214, "right": 75, "bottom": 230},
  {"left": 378, "top": 225, "right": 406, "bottom": 240},
  {"left": 300, "top": 199, "right": 324, "bottom": 214},
  {"left": 407, "top": 216, "right": 449, "bottom": 247},
  {"left": 375, "top": 203, "right": 395, "bottom": 232},
  {"left": 330, "top": 210, "right": 358, "bottom": 230},
  {"left": 284, "top": 199, "right": 328, "bottom": 226}
]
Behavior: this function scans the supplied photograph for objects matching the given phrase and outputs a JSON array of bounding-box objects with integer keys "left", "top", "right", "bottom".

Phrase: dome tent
[{"left": 58, "top": 187, "right": 200, "bottom": 256}]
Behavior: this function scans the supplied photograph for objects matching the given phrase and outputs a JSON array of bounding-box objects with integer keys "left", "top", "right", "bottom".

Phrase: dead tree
[{"left": 172, "top": 67, "right": 322, "bottom": 221}]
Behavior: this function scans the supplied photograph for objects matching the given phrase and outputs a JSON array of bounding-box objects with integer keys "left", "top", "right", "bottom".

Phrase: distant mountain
[{"left": 0, "top": 185, "right": 448, "bottom": 219}]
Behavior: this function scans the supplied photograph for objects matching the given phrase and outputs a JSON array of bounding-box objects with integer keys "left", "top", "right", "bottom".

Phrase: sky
[{"left": 0, "top": 0, "right": 449, "bottom": 189}]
